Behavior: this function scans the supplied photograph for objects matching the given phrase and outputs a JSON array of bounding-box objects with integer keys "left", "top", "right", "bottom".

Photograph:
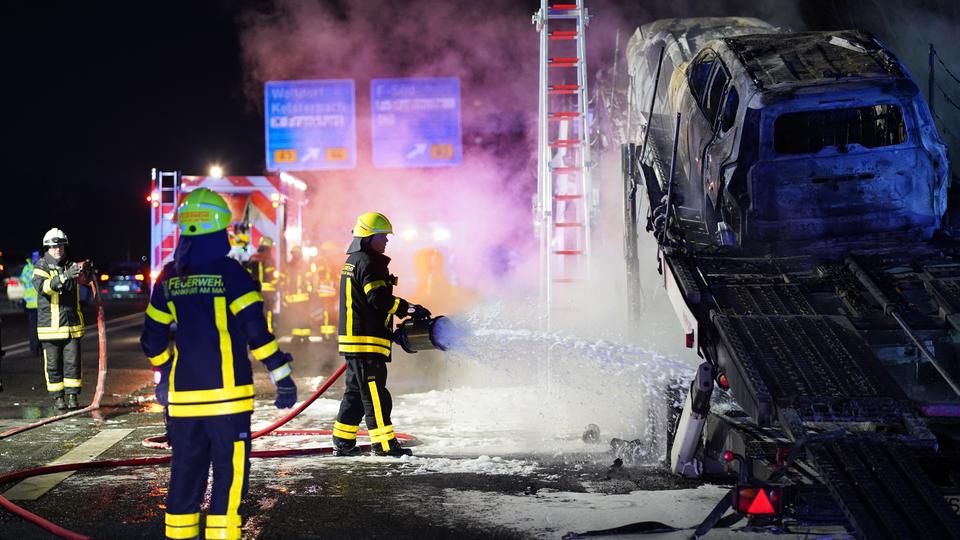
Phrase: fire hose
[
  {"left": 0, "top": 294, "right": 442, "bottom": 539},
  {"left": 0, "top": 359, "right": 417, "bottom": 539}
]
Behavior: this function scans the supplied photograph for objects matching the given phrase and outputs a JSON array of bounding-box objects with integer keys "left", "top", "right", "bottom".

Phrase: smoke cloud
[{"left": 236, "top": 0, "right": 960, "bottom": 453}]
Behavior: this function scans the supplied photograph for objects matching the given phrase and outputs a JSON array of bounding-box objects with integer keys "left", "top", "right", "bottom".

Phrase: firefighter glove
[
  {"left": 274, "top": 375, "right": 297, "bottom": 409},
  {"left": 153, "top": 366, "right": 170, "bottom": 407},
  {"left": 63, "top": 264, "right": 81, "bottom": 281},
  {"left": 408, "top": 304, "right": 431, "bottom": 320}
]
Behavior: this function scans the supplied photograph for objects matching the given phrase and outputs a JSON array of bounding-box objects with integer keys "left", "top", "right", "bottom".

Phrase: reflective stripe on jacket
[
  {"left": 337, "top": 249, "right": 409, "bottom": 360},
  {"left": 140, "top": 258, "right": 289, "bottom": 418},
  {"left": 32, "top": 254, "right": 83, "bottom": 340}
]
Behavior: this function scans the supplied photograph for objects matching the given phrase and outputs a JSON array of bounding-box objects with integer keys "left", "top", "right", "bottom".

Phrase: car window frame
[
  {"left": 687, "top": 49, "right": 718, "bottom": 108},
  {"left": 702, "top": 61, "right": 731, "bottom": 128}
]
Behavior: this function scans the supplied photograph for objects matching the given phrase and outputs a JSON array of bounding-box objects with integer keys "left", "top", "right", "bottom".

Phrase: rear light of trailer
[
  {"left": 734, "top": 486, "right": 783, "bottom": 516},
  {"left": 135, "top": 273, "right": 145, "bottom": 281}
]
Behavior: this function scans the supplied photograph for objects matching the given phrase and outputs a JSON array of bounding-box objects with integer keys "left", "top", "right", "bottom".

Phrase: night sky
[
  {"left": 2, "top": 0, "right": 958, "bottom": 269},
  {"left": 2, "top": 1, "right": 266, "bottom": 265}
]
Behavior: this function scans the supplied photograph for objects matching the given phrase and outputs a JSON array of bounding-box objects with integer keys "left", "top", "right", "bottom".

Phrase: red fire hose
[{"left": 0, "top": 292, "right": 418, "bottom": 539}]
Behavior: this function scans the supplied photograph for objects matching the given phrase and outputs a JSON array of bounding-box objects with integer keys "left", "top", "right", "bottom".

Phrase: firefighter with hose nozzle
[
  {"left": 32, "top": 228, "right": 91, "bottom": 411},
  {"left": 332, "top": 212, "right": 432, "bottom": 457},
  {"left": 140, "top": 188, "right": 297, "bottom": 540}
]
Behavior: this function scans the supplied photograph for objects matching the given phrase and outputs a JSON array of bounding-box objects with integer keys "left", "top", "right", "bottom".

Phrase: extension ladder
[
  {"left": 533, "top": 0, "right": 593, "bottom": 321},
  {"left": 150, "top": 169, "right": 181, "bottom": 279}
]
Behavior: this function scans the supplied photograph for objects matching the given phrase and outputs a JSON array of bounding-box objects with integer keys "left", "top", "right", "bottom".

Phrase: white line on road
[
  {"left": 2, "top": 428, "right": 135, "bottom": 500},
  {"left": 1, "top": 312, "right": 143, "bottom": 355}
]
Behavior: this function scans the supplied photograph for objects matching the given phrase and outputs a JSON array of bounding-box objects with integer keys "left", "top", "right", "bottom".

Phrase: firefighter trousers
[
  {"left": 333, "top": 354, "right": 396, "bottom": 451},
  {"left": 42, "top": 338, "right": 81, "bottom": 397},
  {"left": 165, "top": 412, "right": 251, "bottom": 540}
]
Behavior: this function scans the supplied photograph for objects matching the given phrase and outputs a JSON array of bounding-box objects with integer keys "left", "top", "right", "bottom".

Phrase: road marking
[
  {"left": 2, "top": 428, "right": 134, "bottom": 500},
  {"left": 1, "top": 312, "right": 143, "bottom": 354}
]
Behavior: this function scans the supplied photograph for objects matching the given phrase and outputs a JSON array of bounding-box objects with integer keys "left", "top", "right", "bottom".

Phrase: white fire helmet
[{"left": 43, "top": 228, "right": 69, "bottom": 247}]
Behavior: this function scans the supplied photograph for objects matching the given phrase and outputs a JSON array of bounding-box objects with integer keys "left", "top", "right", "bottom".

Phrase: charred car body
[{"left": 618, "top": 17, "right": 960, "bottom": 537}]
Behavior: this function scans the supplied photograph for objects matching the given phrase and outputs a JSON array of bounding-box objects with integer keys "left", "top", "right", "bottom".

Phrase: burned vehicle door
[
  {"left": 676, "top": 49, "right": 719, "bottom": 201},
  {"left": 701, "top": 74, "right": 740, "bottom": 215}
]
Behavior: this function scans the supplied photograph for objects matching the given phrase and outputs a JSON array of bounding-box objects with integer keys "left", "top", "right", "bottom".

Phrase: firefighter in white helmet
[{"left": 31, "top": 228, "right": 89, "bottom": 410}]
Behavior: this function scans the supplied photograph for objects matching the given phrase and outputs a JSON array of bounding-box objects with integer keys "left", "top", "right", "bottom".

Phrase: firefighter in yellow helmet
[
  {"left": 333, "top": 212, "right": 431, "bottom": 457},
  {"left": 141, "top": 188, "right": 297, "bottom": 539}
]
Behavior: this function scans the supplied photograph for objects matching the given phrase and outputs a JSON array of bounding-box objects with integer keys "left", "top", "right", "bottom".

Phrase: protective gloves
[
  {"left": 153, "top": 365, "right": 171, "bottom": 407},
  {"left": 63, "top": 264, "right": 81, "bottom": 281},
  {"left": 407, "top": 304, "right": 431, "bottom": 320},
  {"left": 274, "top": 375, "right": 297, "bottom": 409},
  {"left": 272, "top": 352, "right": 297, "bottom": 409}
]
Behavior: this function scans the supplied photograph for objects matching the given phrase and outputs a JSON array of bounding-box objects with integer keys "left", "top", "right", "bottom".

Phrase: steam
[{"left": 236, "top": 1, "right": 960, "bottom": 452}]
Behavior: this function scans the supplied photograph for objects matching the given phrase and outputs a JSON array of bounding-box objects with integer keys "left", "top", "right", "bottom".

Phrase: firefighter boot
[
  {"left": 372, "top": 439, "right": 412, "bottom": 458},
  {"left": 65, "top": 394, "right": 80, "bottom": 410},
  {"left": 53, "top": 396, "right": 67, "bottom": 411},
  {"left": 332, "top": 437, "right": 362, "bottom": 457},
  {"left": 333, "top": 444, "right": 362, "bottom": 457}
]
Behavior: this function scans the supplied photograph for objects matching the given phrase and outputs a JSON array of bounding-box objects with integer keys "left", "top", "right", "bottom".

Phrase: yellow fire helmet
[
  {"left": 178, "top": 188, "right": 232, "bottom": 236},
  {"left": 353, "top": 212, "right": 393, "bottom": 237}
]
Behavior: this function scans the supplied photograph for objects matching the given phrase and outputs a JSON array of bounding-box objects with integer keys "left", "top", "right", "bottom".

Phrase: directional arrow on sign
[
  {"left": 301, "top": 148, "right": 321, "bottom": 162},
  {"left": 406, "top": 143, "right": 427, "bottom": 160}
]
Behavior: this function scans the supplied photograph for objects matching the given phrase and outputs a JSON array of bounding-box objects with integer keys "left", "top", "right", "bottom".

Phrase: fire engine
[{"left": 148, "top": 169, "right": 306, "bottom": 318}]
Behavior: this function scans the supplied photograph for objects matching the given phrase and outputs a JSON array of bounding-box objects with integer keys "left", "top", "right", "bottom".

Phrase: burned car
[{"left": 631, "top": 26, "right": 949, "bottom": 246}]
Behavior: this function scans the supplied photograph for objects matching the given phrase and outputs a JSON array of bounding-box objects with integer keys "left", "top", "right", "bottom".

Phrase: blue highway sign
[
  {"left": 264, "top": 79, "right": 356, "bottom": 171},
  {"left": 371, "top": 77, "right": 462, "bottom": 168}
]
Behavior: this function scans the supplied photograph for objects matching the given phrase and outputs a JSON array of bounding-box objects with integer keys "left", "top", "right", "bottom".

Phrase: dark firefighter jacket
[
  {"left": 32, "top": 253, "right": 84, "bottom": 340},
  {"left": 338, "top": 244, "right": 410, "bottom": 361},
  {"left": 246, "top": 254, "right": 277, "bottom": 293},
  {"left": 141, "top": 230, "right": 289, "bottom": 418}
]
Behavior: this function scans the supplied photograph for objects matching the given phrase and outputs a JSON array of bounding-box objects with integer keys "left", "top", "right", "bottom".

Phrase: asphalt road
[{"left": 0, "top": 300, "right": 726, "bottom": 540}]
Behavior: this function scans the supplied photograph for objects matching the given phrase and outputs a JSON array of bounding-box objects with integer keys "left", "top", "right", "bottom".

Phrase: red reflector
[
  {"left": 685, "top": 331, "right": 694, "bottom": 348},
  {"left": 722, "top": 450, "right": 734, "bottom": 462},
  {"left": 736, "top": 487, "right": 780, "bottom": 515},
  {"left": 747, "top": 489, "right": 776, "bottom": 514},
  {"left": 718, "top": 374, "right": 729, "bottom": 390}
]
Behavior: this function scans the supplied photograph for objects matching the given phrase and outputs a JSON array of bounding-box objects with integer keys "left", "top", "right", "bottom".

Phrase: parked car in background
[
  {"left": 99, "top": 262, "right": 148, "bottom": 300},
  {"left": 3, "top": 263, "right": 26, "bottom": 308}
]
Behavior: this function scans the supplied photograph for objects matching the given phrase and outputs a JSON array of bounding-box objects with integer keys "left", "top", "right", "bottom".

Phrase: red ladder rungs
[
  {"left": 550, "top": 3, "right": 579, "bottom": 9},
  {"left": 549, "top": 84, "right": 580, "bottom": 95},
  {"left": 554, "top": 194, "right": 582, "bottom": 201},
  {"left": 552, "top": 166, "right": 582, "bottom": 174},
  {"left": 548, "top": 112, "right": 580, "bottom": 120},
  {"left": 554, "top": 250, "right": 583, "bottom": 255},
  {"left": 548, "top": 57, "right": 579, "bottom": 67},
  {"left": 548, "top": 139, "right": 582, "bottom": 148},
  {"left": 555, "top": 222, "right": 583, "bottom": 227},
  {"left": 548, "top": 31, "right": 578, "bottom": 40}
]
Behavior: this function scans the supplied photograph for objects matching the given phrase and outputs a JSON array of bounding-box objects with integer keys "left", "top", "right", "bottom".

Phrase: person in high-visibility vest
[
  {"left": 333, "top": 212, "right": 432, "bottom": 457},
  {"left": 141, "top": 188, "right": 297, "bottom": 540},
  {"left": 19, "top": 250, "right": 41, "bottom": 357}
]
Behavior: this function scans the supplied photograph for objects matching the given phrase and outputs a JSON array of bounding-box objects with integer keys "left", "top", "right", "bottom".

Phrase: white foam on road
[{"left": 417, "top": 484, "right": 741, "bottom": 539}]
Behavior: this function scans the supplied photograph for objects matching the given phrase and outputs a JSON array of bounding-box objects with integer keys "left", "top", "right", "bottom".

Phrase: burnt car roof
[
  {"left": 637, "top": 17, "right": 777, "bottom": 59},
  {"left": 722, "top": 30, "right": 905, "bottom": 91}
]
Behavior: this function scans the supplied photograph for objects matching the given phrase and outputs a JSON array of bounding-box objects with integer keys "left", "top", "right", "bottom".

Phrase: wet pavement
[{"left": 0, "top": 303, "right": 748, "bottom": 540}]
